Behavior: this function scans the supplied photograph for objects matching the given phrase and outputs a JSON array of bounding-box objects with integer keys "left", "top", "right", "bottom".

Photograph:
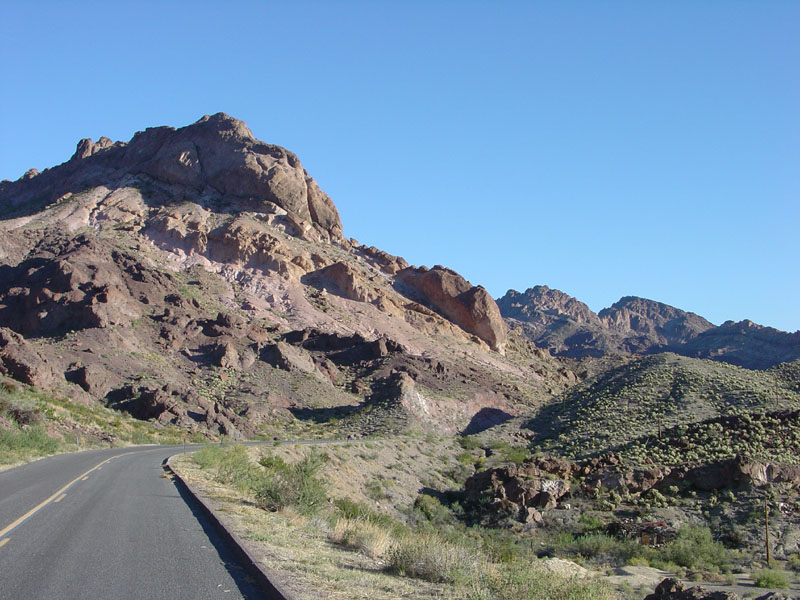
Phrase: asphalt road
[{"left": 0, "top": 444, "right": 264, "bottom": 600}]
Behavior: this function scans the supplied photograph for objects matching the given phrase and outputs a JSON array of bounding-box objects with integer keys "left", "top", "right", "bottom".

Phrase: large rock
[
  {"left": 644, "top": 578, "right": 741, "bottom": 600},
  {"left": 260, "top": 341, "right": 317, "bottom": 374},
  {"left": 464, "top": 459, "right": 571, "bottom": 522},
  {"left": 65, "top": 363, "right": 121, "bottom": 397},
  {"left": 397, "top": 266, "right": 507, "bottom": 353},
  {"left": 0, "top": 328, "right": 57, "bottom": 388},
  {"left": 0, "top": 113, "right": 343, "bottom": 241},
  {"left": 318, "top": 261, "right": 376, "bottom": 303},
  {"left": 0, "top": 234, "right": 142, "bottom": 334}
]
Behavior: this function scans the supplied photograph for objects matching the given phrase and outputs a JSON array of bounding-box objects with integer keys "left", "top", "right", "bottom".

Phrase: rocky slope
[
  {"left": 0, "top": 114, "right": 569, "bottom": 439},
  {"left": 498, "top": 287, "right": 799, "bottom": 369}
]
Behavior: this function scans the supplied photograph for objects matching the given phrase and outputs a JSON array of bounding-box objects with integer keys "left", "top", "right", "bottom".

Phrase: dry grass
[
  {"left": 331, "top": 517, "right": 392, "bottom": 559},
  {"left": 173, "top": 443, "right": 617, "bottom": 600},
  {"left": 172, "top": 453, "right": 454, "bottom": 600}
]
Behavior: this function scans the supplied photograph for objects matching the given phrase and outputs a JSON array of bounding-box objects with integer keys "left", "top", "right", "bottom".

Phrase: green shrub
[
  {"left": 752, "top": 568, "right": 790, "bottom": 589},
  {"left": 578, "top": 512, "right": 605, "bottom": 532},
  {"left": 572, "top": 533, "right": 643, "bottom": 563},
  {"left": 192, "top": 444, "right": 226, "bottom": 469},
  {"left": 252, "top": 450, "right": 327, "bottom": 514},
  {"left": 0, "top": 425, "right": 60, "bottom": 463},
  {"left": 657, "top": 525, "right": 729, "bottom": 572},
  {"left": 788, "top": 552, "right": 800, "bottom": 572},
  {"left": 413, "top": 494, "right": 451, "bottom": 525},
  {"left": 333, "top": 497, "right": 399, "bottom": 530},
  {"left": 458, "top": 436, "right": 482, "bottom": 450}
]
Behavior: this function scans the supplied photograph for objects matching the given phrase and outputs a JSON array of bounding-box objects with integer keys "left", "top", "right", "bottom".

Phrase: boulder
[
  {"left": 464, "top": 461, "right": 571, "bottom": 523},
  {"left": 260, "top": 341, "right": 316, "bottom": 374},
  {"left": 396, "top": 266, "right": 507, "bottom": 353},
  {"left": 318, "top": 261, "right": 375, "bottom": 303},
  {"left": 211, "top": 339, "right": 240, "bottom": 370},
  {"left": 0, "top": 328, "right": 57, "bottom": 388},
  {"left": 65, "top": 363, "right": 120, "bottom": 397}
]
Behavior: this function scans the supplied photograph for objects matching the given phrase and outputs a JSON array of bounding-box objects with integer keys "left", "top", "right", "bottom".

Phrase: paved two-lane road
[{"left": 0, "top": 445, "right": 264, "bottom": 600}]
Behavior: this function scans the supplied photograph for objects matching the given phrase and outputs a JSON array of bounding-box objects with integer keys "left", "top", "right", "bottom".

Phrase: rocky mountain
[
  {"left": 498, "top": 287, "right": 799, "bottom": 369},
  {"left": 671, "top": 319, "right": 800, "bottom": 370},
  {"left": 0, "top": 113, "right": 569, "bottom": 440}
]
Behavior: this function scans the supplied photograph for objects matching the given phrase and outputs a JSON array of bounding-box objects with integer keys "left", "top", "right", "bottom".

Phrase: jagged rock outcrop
[
  {"left": 0, "top": 113, "right": 573, "bottom": 441},
  {"left": 318, "top": 261, "right": 378, "bottom": 303},
  {"left": 498, "top": 286, "right": 602, "bottom": 326},
  {"left": 260, "top": 341, "right": 317, "bottom": 374},
  {"left": 358, "top": 245, "right": 409, "bottom": 274},
  {"left": 499, "top": 287, "right": 799, "bottom": 369},
  {"left": 598, "top": 296, "right": 714, "bottom": 352},
  {"left": 0, "top": 113, "right": 343, "bottom": 241},
  {"left": 398, "top": 266, "right": 507, "bottom": 353},
  {"left": 65, "top": 363, "right": 121, "bottom": 398},
  {"left": 0, "top": 327, "right": 58, "bottom": 388},
  {"left": 0, "top": 234, "right": 143, "bottom": 334},
  {"left": 464, "top": 458, "right": 572, "bottom": 524}
]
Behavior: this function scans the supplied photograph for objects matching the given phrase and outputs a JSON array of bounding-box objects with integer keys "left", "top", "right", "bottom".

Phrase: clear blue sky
[{"left": 2, "top": 2, "right": 798, "bottom": 331}]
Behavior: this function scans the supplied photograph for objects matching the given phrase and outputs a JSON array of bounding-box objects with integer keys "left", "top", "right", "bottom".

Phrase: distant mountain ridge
[{"left": 498, "top": 286, "right": 799, "bottom": 369}]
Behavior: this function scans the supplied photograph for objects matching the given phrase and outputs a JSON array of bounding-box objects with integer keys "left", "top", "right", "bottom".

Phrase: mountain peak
[
  {"left": 0, "top": 114, "right": 342, "bottom": 241},
  {"left": 192, "top": 112, "right": 255, "bottom": 140}
]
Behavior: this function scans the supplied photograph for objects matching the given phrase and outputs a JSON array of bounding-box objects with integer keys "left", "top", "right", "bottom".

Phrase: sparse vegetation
[
  {"left": 530, "top": 353, "right": 800, "bottom": 460},
  {"left": 0, "top": 379, "right": 191, "bottom": 465},
  {"left": 752, "top": 567, "right": 790, "bottom": 589},
  {"left": 192, "top": 444, "right": 328, "bottom": 514}
]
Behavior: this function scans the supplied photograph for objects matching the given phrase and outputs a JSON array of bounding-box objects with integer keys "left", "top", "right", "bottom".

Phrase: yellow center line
[
  {"left": 53, "top": 494, "right": 67, "bottom": 503},
  {"left": 0, "top": 455, "right": 118, "bottom": 539},
  {"left": 81, "top": 476, "right": 88, "bottom": 481},
  {"left": 0, "top": 538, "right": 9, "bottom": 548}
]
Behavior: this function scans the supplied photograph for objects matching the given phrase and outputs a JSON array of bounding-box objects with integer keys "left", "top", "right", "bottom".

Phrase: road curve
[{"left": 0, "top": 444, "right": 263, "bottom": 600}]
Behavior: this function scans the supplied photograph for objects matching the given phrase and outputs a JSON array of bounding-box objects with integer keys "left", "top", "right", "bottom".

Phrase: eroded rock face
[
  {"left": 318, "top": 262, "right": 377, "bottom": 303},
  {"left": 0, "top": 234, "right": 142, "bottom": 334},
  {"left": 397, "top": 266, "right": 507, "bottom": 353},
  {"left": 598, "top": 296, "right": 714, "bottom": 352},
  {"left": 0, "top": 113, "right": 343, "bottom": 241},
  {"left": 0, "top": 327, "right": 57, "bottom": 388},
  {"left": 499, "top": 286, "right": 602, "bottom": 327},
  {"left": 358, "top": 245, "right": 409, "bottom": 274},
  {"left": 464, "top": 459, "right": 572, "bottom": 523}
]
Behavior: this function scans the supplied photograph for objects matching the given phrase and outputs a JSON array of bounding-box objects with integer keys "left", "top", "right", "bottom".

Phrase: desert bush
[
  {"left": 788, "top": 553, "right": 800, "bottom": 572},
  {"left": 578, "top": 512, "right": 605, "bottom": 533},
  {"left": 386, "top": 532, "right": 479, "bottom": 583},
  {"left": 413, "top": 494, "right": 451, "bottom": 525},
  {"left": 571, "top": 533, "right": 643, "bottom": 564},
  {"left": 752, "top": 568, "right": 790, "bottom": 589},
  {"left": 655, "top": 525, "right": 729, "bottom": 572},
  {"left": 467, "top": 559, "right": 616, "bottom": 600},
  {"left": 458, "top": 436, "right": 482, "bottom": 450},
  {"left": 192, "top": 444, "right": 255, "bottom": 489},
  {"left": 252, "top": 450, "right": 327, "bottom": 514},
  {"left": 330, "top": 517, "right": 392, "bottom": 558}
]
